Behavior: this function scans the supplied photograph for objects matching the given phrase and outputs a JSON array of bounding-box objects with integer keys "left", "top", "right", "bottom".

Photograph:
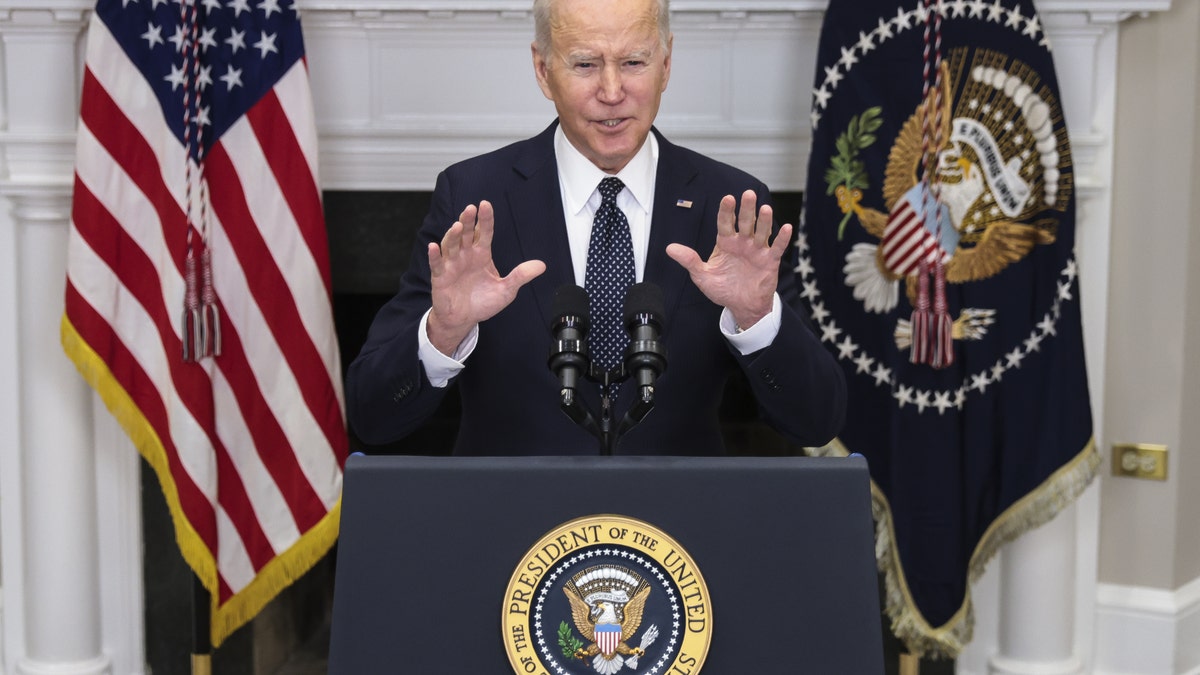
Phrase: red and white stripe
[
  {"left": 64, "top": 13, "right": 346, "bottom": 643},
  {"left": 880, "top": 196, "right": 947, "bottom": 277},
  {"left": 596, "top": 626, "right": 622, "bottom": 657}
]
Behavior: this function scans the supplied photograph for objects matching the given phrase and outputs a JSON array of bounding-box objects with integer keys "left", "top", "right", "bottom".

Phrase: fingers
[
  {"left": 736, "top": 190, "right": 758, "bottom": 239},
  {"left": 508, "top": 259, "right": 547, "bottom": 287},
  {"left": 432, "top": 201, "right": 543, "bottom": 286},
  {"left": 438, "top": 220, "right": 464, "bottom": 260},
  {"left": 459, "top": 200, "right": 495, "bottom": 244},
  {"left": 665, "top": 243, "right": 703, "bottom": 272},
  {"left": 754, "top": 203, "right": 773, "bottom": 247},
  {"left": 770, "top": 223, "right": 794, "bottom": 257},
  {"left": 719, "top": 190, "right": 792, "bottom": 252},
  {"left": 438, "top": 200, "right": 494, "bottom": 264},
  {"left": 476, "top": 200, "right": 495, "bottom": 250},
  {"left": 427, "top": 241, "right": 444, "bottom": 276},
  {"left": 716, "top": 195, "right": 737, "bottom": 237},
  {"left": 459, "top": 203, "right": 478, "bottom": 241},
  {"left": 719, "top": 190, "right": 770, "bottom": 243}
]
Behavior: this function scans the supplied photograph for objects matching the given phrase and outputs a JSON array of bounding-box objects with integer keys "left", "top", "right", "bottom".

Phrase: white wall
[{"left": 1094, "top": 1, "right": 1200, "bottom": 672}]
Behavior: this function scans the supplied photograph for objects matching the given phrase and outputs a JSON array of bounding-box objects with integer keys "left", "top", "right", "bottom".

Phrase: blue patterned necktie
[{"left": 584, "top": 176, "right": 635, "bottom": 399}]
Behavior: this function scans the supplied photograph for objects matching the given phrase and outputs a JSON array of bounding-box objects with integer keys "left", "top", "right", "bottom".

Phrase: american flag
[{"left": 63, "top": 0, "right": 347, "bottom": 645}]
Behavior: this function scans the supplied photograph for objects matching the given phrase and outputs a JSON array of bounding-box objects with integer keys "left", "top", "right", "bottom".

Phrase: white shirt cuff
[
  {"left": 417, "top": 309, "right": 477, "bottom": 387},
  {"left": 721, "top": 293, "right": 782, "bottom": 355}
]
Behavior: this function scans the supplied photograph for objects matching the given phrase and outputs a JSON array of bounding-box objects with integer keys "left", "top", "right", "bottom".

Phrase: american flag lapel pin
[{"left": 676, "top": 199, "right": 693, "bottom": 208}]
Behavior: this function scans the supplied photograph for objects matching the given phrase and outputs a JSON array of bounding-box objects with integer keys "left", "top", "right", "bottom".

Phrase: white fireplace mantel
[
  {"left": 0, "top": 2, "right": 1171, "bottom": 674},
  {"left": 291, "top": 0, "right": 1172, "bottom": 191}
]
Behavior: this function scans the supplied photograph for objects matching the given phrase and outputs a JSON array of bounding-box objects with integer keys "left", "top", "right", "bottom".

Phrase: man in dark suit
[{"left": 346, "top": 0, "right": 845, "bottom": 455}]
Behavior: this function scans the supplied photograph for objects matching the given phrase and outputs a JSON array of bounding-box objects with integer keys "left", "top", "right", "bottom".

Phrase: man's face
[{"left": 532, "top": 0, "right": 672, "bottom": 173}]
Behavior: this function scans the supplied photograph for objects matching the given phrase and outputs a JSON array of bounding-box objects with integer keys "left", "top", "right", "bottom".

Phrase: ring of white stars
[
  {"left": 533, "top": 547, "right": 682, "bottom": 675},
  {"left": 810, "top": 0, "right": 1050, "bottom": 130},
  {"left": 794, "top": 229, "right": 1080, "bottom": 415}
]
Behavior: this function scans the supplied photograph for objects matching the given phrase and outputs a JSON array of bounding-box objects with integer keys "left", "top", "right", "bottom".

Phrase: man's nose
[{"left": 597, "top": 64, "right": 624, "bottom": 103}]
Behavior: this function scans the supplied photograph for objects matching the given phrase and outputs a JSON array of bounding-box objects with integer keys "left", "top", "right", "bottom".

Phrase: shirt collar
[{"left": 554, "top": 124, "right": 658, "bottom": 217}]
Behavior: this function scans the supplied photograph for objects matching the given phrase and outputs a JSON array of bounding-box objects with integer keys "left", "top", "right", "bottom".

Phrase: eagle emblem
[
  {"left": 560, "top": 565, "right": 660, "bottom": 674},
  {"left": 828, "top": 47, "right": 1071, "bottom": 352}
]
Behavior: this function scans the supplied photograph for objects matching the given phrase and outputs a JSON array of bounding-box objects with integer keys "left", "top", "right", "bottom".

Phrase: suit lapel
[
  {"left": 645, "top": 130, "right": 707, "bottom": 329},
  {"left": 505, "top": 123, "right": 573, "bottom": 331}
]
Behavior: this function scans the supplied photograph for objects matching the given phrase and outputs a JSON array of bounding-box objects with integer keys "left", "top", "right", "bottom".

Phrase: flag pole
[{"left": 191, "top": 572, "right": 212, "bottom": 675}]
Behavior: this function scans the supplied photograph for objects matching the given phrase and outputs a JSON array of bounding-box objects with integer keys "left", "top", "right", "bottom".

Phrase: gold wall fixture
[{"left": 1111, "top": 443, "right": 1168, "bottom": 481}]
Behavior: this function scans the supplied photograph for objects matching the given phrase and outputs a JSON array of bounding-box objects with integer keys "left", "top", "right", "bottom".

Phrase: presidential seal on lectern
[{"left": 503, "top": 515, "right": 712, "bottom": 675}]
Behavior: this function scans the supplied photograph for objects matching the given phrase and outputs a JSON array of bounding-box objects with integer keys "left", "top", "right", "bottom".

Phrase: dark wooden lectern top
[{"left": 329, "top": 454, "right": 884, "bottom": 674}]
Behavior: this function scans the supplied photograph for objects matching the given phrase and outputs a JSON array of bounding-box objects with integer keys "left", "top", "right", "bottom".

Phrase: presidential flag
[
  {"left": 63, "top": 0, "right": 346, "bottom": 645},
  {"left": 801, "top": 0, "right": 1098, "bottom": 656}
]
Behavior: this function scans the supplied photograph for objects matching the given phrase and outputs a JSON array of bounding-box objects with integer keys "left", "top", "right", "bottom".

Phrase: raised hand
[
  {"left": 665, "top": 190, "right": 793, "bottom": 330},
  {"left": 426, "top": 200, "right": 546, "bottom": 355}
]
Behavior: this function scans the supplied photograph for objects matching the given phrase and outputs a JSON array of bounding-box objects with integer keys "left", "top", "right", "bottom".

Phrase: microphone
[
  {"left": 548, "top": 284, "right": 591, "bottom": 407},
  {"left": 623, "top": 282, "right": 667, "bottom": 404}
]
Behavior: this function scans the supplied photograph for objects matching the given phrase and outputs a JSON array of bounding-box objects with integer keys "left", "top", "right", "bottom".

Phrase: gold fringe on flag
[
  {"left": 808, "top": 436, "right": 1099, "bottom": 658},
  {"left": 61, "top": 315, "right": 342, "bottom": 646}
]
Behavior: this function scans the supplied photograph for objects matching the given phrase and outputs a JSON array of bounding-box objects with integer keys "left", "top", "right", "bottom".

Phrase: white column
[
  {"left": 989, "top": 506, "right": 1083, "bottom": 675},
  {"left": 0, "top": 4, "right": 115, "bottom": 675},
  {"left": 962, "top": 8, "right": 1137, "bottom": 674},
  {"left": 13, "top": 190, "right": 111, "bottom": 675}
]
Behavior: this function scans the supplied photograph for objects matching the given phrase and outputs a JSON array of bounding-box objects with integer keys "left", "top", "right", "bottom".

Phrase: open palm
[
  {"left": 427, "top": 201, "right": 546, "bottom": 354},
  {"left": 666, "top": 190, "right": 793, "bottom": 329}
]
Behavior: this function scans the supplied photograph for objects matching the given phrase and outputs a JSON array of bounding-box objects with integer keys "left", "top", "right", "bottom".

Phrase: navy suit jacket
[{"left": 346, "top": 122, "right": 845, "bottom": 455}]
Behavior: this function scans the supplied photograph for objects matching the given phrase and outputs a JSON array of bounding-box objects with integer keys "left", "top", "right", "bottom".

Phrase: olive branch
[
  {"left": 823, "top": 107, "right": 882, "bottom": 240},
  {"left": 558, "top": 621, "right": 584, "bottom": 659}
]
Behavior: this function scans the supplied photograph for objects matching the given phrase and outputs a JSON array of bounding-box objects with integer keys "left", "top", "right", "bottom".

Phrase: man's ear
[
  {"left": 661, "top": 34, "right": 673, "bottom": 92},
  {"left": 532, "top": 42, "right": 554, "bottom": 101}
]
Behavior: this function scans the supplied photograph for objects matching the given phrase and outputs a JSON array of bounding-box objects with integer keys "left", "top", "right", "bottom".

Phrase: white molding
[
  {"left": 1094, "top": 578, "right": 1200, "bottom": 675},
  {"left": 1097, "top": 576, "right": 1200, "bottom": 615},
  {"left": 0, "top": 133, "right": 77, "bottom": 187},
  {"left": 0, "top": 0, "right": 1173, "bottom": 17},
  {"left": 0, "top": 198, "right": 24, "bottom": 675},
  {"left": 14, "top": 656, "right": 111, "bottom": 675},
  {"left": 300, "top": 2, "right": 1148, "bottom": 191}
]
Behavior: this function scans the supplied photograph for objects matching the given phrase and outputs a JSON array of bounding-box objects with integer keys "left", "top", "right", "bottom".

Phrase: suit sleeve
[
  {"left": 344, "top": 170, "right": 459, "bottom": 446},
  {"left": 730, "top": 191, "right": 847, "bottom": 448}
]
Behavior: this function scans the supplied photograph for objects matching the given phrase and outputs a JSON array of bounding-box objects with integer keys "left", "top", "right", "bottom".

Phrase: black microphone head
[
  {"left": 623, "top": 282, "right": 664, "bottom": 328},
  {"left": 551, "top": 284, "right": 591, "bottom": 330}
]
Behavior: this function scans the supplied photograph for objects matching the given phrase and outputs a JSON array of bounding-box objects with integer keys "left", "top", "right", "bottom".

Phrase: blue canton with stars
[{"left": 96, "top": 0, "right": 306, "bottom": 156}]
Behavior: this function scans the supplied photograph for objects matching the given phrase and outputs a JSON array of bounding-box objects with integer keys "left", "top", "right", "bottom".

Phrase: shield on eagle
[{"left": 594, "top": 623, "right": 621, "bottom": 658}]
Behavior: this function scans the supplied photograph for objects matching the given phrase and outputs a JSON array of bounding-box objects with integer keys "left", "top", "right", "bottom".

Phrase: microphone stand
[
  {"left": 549, "top": 283, "right": 665, "bottom": 455},
  {"left": 554, "top": 362, "right": 636, "bottom": 456},
  {"left": 592, "top": 365, "right": 623, "bottom": 456},
  {"left": 565, "top": 355, "right": 661, "bottom": 455}
]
